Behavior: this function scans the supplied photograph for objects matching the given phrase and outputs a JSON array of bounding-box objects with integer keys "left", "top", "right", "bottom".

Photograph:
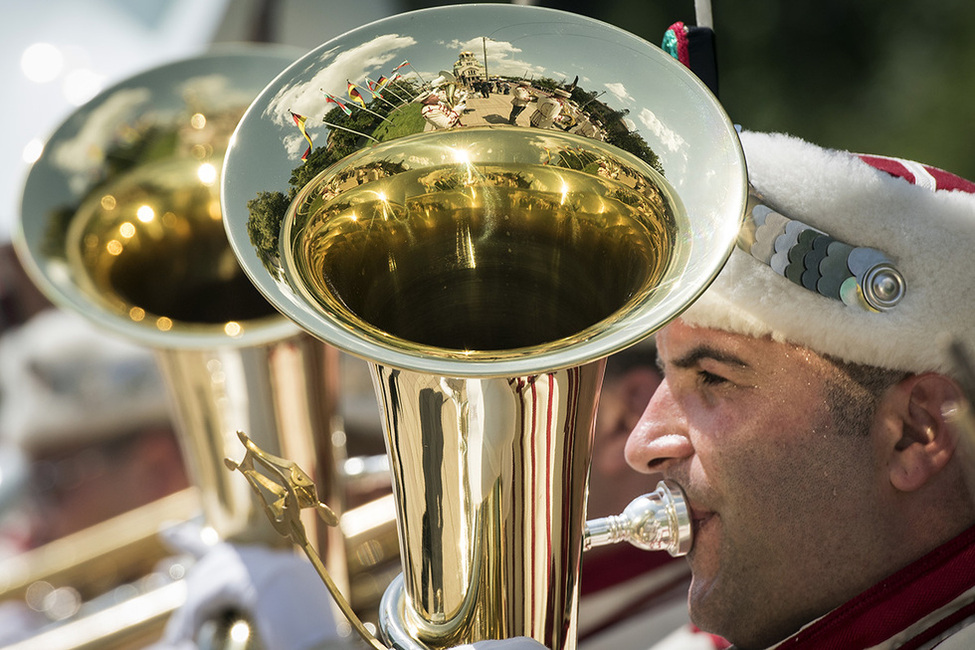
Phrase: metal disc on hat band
[{"left": 862, "top": 263, "right": 906, "bottom": 311}]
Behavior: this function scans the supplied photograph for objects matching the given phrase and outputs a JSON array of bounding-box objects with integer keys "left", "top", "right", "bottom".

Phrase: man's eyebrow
[{"left": 666, "top": 345, "right": 751, "bottom": 370}]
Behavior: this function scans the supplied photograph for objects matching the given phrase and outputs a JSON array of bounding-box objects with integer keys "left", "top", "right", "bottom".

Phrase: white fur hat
[
  {"left": 681, "top": 130, "right": 975, "bottom": 375},
  {"left": 0, "top": 309, "right": 173, "bottom": 454}
]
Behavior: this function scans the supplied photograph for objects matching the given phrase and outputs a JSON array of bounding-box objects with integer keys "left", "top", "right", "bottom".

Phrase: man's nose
[{"left": 624, "top": 380, "right": 693, "bottom": 474}]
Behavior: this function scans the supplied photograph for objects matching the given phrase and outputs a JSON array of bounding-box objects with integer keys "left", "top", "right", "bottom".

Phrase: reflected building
[{"left": 453, "top": 51, "right": 485, "bottom": 85}]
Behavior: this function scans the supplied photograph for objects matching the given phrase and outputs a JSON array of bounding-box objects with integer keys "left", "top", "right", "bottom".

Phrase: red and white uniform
[
  {"left": 577, "top": 545, "right": 699, "bottom": 648},
  {"left": 422, "top": 101, "right": 462, "bottom": 130},
  {"left": 648, "top": 524, "right": 975, "bottom": 650},
  {"left": 760, "top": 524, "right": 975, "bottom": 650}
]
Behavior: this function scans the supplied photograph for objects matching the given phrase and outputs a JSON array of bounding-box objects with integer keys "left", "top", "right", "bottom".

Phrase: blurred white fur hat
[
  {"left": 0, "top": 309, "right": 172, "bottom": 454},
  {"left": 682, "top": 130, "right": 975, "bottom": 375}
]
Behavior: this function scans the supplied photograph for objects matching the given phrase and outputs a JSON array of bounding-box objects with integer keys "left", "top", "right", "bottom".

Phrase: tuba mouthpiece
[{"left": 583, "top": 480, "right": 693, "bottom": 556}]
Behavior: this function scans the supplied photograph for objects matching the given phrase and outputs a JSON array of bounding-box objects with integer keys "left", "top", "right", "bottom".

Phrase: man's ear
[{"left": 884, "top": 373, "right": 963, "bottom": 492}]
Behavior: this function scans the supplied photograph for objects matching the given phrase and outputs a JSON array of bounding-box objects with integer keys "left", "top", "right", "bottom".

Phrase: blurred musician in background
[
  {"left": 0, "top": 309, "right": 188, "bottom": 551},
  {"left": 0, "top": 305, "right": 189, "bottom": 642}
]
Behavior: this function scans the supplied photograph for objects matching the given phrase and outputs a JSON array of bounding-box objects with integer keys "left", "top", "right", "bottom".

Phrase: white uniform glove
[{"left": 151, "top": 526, "right": 339, "bottom": 650}]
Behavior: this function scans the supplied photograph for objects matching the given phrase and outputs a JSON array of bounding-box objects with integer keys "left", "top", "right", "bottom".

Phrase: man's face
[{"left": 625, "top": 320, "right": 888, "bottom": 648}]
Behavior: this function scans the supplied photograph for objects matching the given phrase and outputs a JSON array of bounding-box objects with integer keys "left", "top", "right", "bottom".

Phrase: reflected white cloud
[
  {"left": 282, "top": 132, "right": 307, "bottom": 160},
  {"left": 446, "top": 37, "right": 545, "bottom": 79},
  {"left": 50, "top": 87, "right": 151, "bottom": 193},
  {"left": 62, "top": 68, "right": 105, "bottom": 106},
  {"left": 46, "top": 70, "right": 256, "bottom": 193},
  {"left": 179, "top": 73, "right": 262, "bottom": 113},
  {"left": 604, "top": 82, "right": 631, "bottom": 102},
  {"left": 22, "top": 139, "right": 44, "bottom": 164},
  {"left": 263, "top": 32, "right": 416, "bottom": 142},
  {"left": 638, "top": 107, "right": 685, "bottom": 153}
]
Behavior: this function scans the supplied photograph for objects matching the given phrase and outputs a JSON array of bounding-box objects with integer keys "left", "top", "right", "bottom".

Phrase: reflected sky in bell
[
  {"left": 261, "top": 17, "right": 671, "bottom": 156},
  {"left": 232, "top": 4, "right": 729, "bottom": 205}
]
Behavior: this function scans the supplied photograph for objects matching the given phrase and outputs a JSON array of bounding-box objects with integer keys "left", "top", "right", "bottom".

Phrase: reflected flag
[
  {"left": 323, "top": 91, "right": 352, "bottom": 116},
  {"left": 289, "top": 110, "right": 312, "bottom": 160},
  {"left": 347, "top": 81, "right": 367, "bottom": 107}
]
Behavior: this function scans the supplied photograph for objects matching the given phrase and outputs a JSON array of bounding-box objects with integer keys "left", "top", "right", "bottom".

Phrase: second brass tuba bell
[
  {"left": 222, "top": 5, "right": 747, "bottom": 650},
  {"left": 11, "top": 45, "right": 358, "bottom": 648}
]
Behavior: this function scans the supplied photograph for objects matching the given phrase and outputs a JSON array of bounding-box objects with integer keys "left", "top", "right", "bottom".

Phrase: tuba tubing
[
  {"left": 374, "top": 364, "right": 602, "bottom": 647},
  {"left": 0, "top": 491, "right": 196, "bottom": 649},
  {"left": 1, "top": 581, "right": 187, "bottom": 650},
  {"left": 153, "top": 337, "right": 343, "bottom": 549}
]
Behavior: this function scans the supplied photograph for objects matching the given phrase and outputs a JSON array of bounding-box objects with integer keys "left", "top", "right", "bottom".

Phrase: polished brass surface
[
  {"left": 154, "top": 337, "right": 342, "bottom": 548},
  {"left": 16, "top": 46, "right": 321, "bottom": 545},
  {"left": 276, "top": 132, "right": 687, "bottom": 644},
  {"left": 66, "top": 155, "right": 277, "bottom": 329},
  {"left": 372, "top": 364, "right": 601, "bottom": 648},
  {"left": 220, "top": 5, "right": 747, "bottom": 650},
  {"left": 222, "top": 5, "right": 746, "bottom": 378},
  {"left": 18, "top": 45, "right": 300, "bottom": 348},
  {"left": 282, "top": 128, "right": 678, "bottom": 366}
]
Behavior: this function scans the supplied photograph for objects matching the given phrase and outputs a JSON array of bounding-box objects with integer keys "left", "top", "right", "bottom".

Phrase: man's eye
[{"left": 698, "top": 370, "right": 727, "bottom": 386}]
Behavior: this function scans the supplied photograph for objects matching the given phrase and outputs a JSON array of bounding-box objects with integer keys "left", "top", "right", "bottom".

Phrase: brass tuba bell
[
  {"left": 10, "top": 45, "right": 363, "bottom": 648},
  {"left": 222, "top": 5, "right": 746, "bottom": 650}
]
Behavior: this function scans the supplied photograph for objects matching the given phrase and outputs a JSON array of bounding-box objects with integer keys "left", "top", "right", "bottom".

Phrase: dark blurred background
[
  {"left": 259, "top": 0, "right": 975, "bottom": 180},
  {"left": 523, "top": 0, "right": 975, "bottom": 180}
]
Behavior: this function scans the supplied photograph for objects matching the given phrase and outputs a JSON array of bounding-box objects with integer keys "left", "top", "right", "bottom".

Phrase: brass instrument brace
[{"left": 225, "top": 431, "right": 390, "bottom": 650}]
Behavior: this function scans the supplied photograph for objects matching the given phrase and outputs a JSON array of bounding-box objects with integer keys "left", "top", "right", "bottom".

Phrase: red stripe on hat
[{"left": 858, "top": 153, "right": 975, "bottom": 193}]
